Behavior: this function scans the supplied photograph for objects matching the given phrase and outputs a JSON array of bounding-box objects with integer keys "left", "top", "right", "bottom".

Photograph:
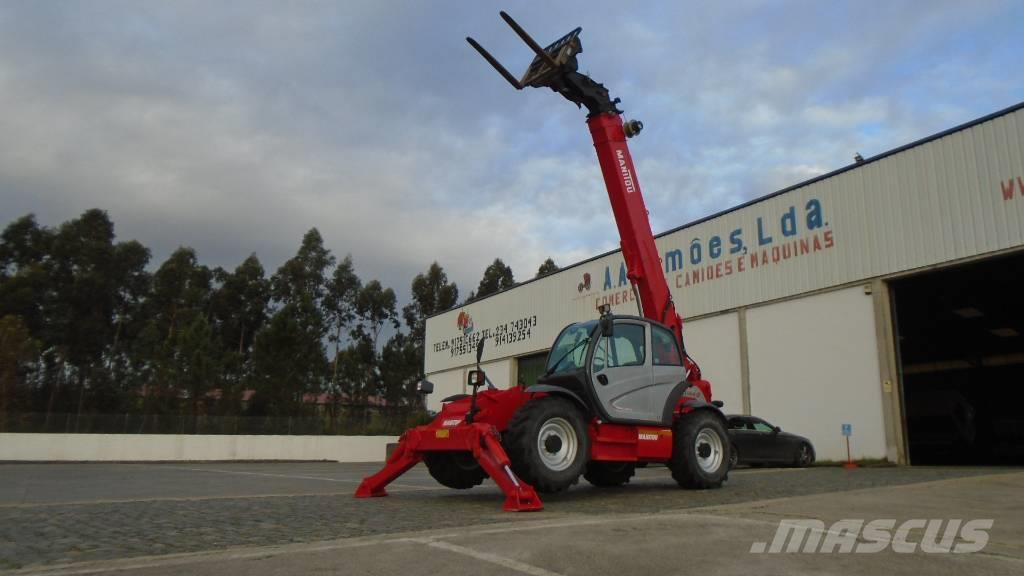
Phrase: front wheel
[
  {"left": 505, "top": 396, "right": 590, "bottom": 493},
  {"left": 670, "top": 411, "right": 731, "bottom": 489},
  {"left": 423, "top": 451, "right": 487, "bottom": 489},
  {"left": 794, "top": 443, "right": 815, "bottom": 468}
]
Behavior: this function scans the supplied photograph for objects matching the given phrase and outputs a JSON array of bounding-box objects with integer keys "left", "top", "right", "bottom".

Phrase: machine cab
[{"left": 540, "top": 316, "right": 689, "bottom": 425}]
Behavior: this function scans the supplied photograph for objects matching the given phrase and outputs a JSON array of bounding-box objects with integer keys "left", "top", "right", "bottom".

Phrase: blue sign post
[{"left": 841, "top": 423, "right": 856, "bottom": 469}]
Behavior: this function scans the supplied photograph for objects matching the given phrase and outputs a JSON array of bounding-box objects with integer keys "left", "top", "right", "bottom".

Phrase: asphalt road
[{"left": 0, "top": 462, "right": 1020, "bottom": 574}]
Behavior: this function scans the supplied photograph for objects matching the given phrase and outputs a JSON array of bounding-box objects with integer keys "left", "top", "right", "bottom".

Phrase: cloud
[{"left": 0, "top": 0, "right": 1021, "bottom": 308}]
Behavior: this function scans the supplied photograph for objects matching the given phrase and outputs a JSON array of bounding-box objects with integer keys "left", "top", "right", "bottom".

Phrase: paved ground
[{"left": 0, "top": 462, "right": 1021, "bottom": 575}]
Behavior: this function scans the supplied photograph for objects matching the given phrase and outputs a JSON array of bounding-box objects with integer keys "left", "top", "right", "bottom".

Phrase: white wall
[
  {"left": 747, "top": 286, "right": 887, "bottom": 461},
  {"left": 425, "top": 358, "right": 514, "bottom": 413},
  {"left": 425, "top": 368, "right": 465, "bottom": 413},
  {"left": 0, "top": 434, "right": 397, "bottom": 462},
  {"left": 684, "top": 312, "right": 744, "bottom": 414}
]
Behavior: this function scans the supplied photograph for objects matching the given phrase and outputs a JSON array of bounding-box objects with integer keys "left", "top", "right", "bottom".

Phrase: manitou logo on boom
[
  {"left": 1001, "top": 176, "right": 1024, "bottom": 201},
  {"left": 617, "top": 149, "right": 635, "bottom": 194}
]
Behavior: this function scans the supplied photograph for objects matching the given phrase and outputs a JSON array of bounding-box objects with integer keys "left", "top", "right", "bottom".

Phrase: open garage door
[{"left": 893, "top": 252, "right": 1024, "bottom": 465}]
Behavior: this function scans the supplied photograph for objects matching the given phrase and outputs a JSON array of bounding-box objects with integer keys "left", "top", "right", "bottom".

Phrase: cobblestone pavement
[{"left": 0, "top": 462, "right": 1004, "bottom": 570}]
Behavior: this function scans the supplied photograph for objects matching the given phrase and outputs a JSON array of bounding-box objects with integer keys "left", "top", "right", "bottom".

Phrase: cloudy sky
[{"left": 1, "top": 0, "right": 1021, "bottom": 303}]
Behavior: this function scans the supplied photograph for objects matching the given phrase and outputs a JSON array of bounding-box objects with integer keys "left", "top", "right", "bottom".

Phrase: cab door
[
  {"left": 589, "top": 321, "right": 657, "bottom": 423},
  {"left": 650, "top": 324, "right": 688, "bottom": 422}
]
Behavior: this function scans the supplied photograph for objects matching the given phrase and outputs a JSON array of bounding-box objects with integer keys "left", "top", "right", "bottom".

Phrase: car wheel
[
  {"left": 728, "top": 445, "right": 739, "bottom": 469},
  {"left": 670, "top": 411, "right": 730, "bottom": 489},
  {"left": 505, "top": 396, "right": 590, "bottom": 493},
  {"left": 794, "top": 443, "right": 815, "bottom": 467}
]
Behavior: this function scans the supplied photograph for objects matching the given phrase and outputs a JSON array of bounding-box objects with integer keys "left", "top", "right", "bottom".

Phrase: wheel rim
[
  {"left": 729, "top": 447, "right": 738, "bottom": 468},
  {"left": 537, "top": 417, "right": 578, "bottom": 472},
  {"left": 799, "top": 445, "right": 811, "bottom": 465},
  {"left": 695, "top": 428, "right": 724, "bottom": 473}
]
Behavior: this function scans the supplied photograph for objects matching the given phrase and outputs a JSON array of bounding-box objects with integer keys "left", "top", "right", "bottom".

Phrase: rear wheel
[
  {"left": 728, "top": 444, "right": 739, "bottom": 469},
  {"left": 670, "top": 411, "right": 730, "bottom": 489},
  {"left": 423, "top": 451, "right": 487, "bottom": 489},
  {"left": 506, "top": 396, "right": 590, "bottom": 493},
  {"left": 584, "top": 461, "right": 636, "bottom": 487}
]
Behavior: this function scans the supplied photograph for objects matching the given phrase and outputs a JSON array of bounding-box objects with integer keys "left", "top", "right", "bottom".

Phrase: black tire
[
  {"left": 670, "top": 411, "right": 731, "bottom": 489},
  {"left": 728, "top": 444, "right": 739, "bottom": 469},
  {"left": 584, "top": 461, "right": 636, "bottom": 487},
  {"left": 423, "top": 451, "right": 487, "bottom": 489},
  {"left": 793, "top": 443, "right": 815, "bottom": 468},
  {"left": 505, "top": 396, "right": 590, "bottom": 493}
]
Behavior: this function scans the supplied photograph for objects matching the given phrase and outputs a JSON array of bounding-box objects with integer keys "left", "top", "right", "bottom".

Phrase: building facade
[{"left": 424, "top": 102, "right": 1024, "bottom": 464}]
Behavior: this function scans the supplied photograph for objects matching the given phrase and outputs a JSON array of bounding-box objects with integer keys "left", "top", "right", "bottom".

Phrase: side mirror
[
  {"left": 773, "top": 426, "right": 781, "bottom": 434},
  {"left": 416, "top": 379, "right": 434, "bottom": 395},
  {"left": 597, "top": 303, "right": 614, "bottom": 337},
  {"left": 476, "top": 337, "right": 486, "bottom": 364},
  {"left": 468, "top": 369, "right": 487, "bottom": 388}
]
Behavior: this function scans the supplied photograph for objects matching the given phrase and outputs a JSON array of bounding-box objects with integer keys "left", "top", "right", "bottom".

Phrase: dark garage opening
[{"left": 893, "top": 252, "right": 1024, "bottom": 465}]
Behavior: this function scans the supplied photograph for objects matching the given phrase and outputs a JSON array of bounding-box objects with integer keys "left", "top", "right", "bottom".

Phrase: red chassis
[{"left": 355, "top": 375, "right": 708, "bottom": 511}]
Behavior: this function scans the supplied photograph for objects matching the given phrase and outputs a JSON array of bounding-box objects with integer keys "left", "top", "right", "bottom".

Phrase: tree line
[{"left": 0, "top": 209, "right": 558, "bottom": 433}]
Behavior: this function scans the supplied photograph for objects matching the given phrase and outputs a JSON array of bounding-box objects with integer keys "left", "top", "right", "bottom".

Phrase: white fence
[{"left": 0, "top": 433, "right": 397, "bottom": 462}]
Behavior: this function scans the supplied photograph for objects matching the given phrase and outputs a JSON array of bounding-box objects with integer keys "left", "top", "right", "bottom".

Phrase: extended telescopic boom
[{"left": 467, "top": 12, "right": 706, "bottom": 389}]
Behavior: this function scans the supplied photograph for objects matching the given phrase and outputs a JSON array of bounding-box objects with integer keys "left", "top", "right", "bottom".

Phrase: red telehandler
[{"left": 356, "top": 12, "right": 731, "bottom": 511}]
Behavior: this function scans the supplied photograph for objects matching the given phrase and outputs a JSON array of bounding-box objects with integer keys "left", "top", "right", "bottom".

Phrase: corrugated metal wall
[{"left": 426, "top": 105, "right": 1024, "bottom": 374}]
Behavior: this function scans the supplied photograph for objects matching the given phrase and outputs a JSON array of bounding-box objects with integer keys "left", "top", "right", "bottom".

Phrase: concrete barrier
[{"left": 0, "top": 433, "right": 398, "bottom": 463}]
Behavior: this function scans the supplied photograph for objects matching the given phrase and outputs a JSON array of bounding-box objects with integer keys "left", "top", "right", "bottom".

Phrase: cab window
[
  {"left": 652, "top": 325, "right": 683, "bottom": 366},
  {"left": 592, "top": 324, "right": 646, "bottom": 371},
  {"left": 752, "top": 421, "right": 775, "bottom": 433}
]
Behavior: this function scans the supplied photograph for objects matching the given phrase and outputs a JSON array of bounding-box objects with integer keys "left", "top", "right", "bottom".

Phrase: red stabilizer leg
[
  {"left": 354, "top": 433, "right": 422, "bottom": 498},
  {"left": 473, "top": 427, "right": 543, "bottom": 512}
]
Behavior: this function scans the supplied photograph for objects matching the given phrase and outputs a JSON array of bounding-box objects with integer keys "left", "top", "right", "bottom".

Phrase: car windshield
[{"left": 545, "top": 321, "right": 597, "bottom": 375}]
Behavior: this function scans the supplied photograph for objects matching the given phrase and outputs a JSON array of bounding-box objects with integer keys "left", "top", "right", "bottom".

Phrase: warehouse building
[{"left": 424, "top": 102, "right": 1024, "bottom": 465}]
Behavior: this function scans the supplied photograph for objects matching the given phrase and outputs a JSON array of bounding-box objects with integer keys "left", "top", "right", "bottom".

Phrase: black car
[{"left": 726, "top": 415, "right": 815, "bottom": 468}]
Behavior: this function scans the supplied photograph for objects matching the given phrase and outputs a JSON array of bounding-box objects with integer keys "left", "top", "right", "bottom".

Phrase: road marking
[{"left": 414, "top": 538, "right": 565, "bottom": 576}]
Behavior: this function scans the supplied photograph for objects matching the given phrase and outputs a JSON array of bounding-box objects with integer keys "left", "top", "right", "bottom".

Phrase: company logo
[
  {"left": 638, "top": 429, "right": 670, "bottom": 441},
  {"left": 456, "top": 310, "right": 474, "bottom": 335},
  {"left": 442, "top": 419, "right": 462, "bottom": 427},
  {"left": 577, "top": 272, "right": 592, "bottom": 293},
  {"left": 616, "top": 149, "right": 635, "bottom": 194},
  {"left": 750, "top": 519, "right": 994, "bottom": 554}
]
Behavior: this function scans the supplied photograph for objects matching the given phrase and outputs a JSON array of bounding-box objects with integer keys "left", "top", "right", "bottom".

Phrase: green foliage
[
  {"left": 353, "top": 280, "right": 399, "bottom": 348},
  {"left": 402, "top": 262, "right": 458, "bottom": 347},
  {"left": 0, "top": 315, "right": 39, "bottom": 430},
  {"left": 249, "top": 303, "right": 327, "bottom": 416},
  {"left": 536, "top": 257, "right": 559, "bottom": 278},
  {"left": 0, "top": 210, "right": 464, "bottom": 431},
  {"left": 471, "top": 258, "right": 514, "bottom": 301}
]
